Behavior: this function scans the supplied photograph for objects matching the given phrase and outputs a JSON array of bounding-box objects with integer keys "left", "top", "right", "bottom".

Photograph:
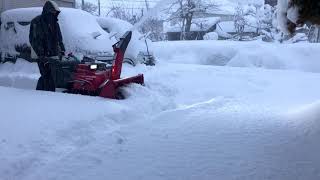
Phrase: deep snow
[{"left": 1, "top": 41, "right": 320, "bottom": 180}]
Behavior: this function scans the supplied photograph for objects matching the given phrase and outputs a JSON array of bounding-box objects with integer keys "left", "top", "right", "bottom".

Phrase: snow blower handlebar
[{"left": 112, "top": 31, "right": 132, "bottom": 80}]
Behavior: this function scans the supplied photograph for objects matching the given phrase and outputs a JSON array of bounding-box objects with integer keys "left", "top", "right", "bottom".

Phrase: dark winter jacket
[{"left": 29, "top": 0, "right": 65, "bottom": 58}]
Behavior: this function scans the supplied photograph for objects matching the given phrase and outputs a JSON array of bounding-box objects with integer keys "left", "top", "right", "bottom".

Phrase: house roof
[{"left": 164, "top": 17, "right": 221, "bottom": 33}]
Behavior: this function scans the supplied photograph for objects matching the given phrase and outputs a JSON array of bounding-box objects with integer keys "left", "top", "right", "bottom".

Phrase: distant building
[
  {"left": 265, "top": 0, "right": 277, "bottom": 7},
  {"left": 216, "top": 21, "right": 258, "bottom": 40},
  {"left": 164, "top": 17, "right": 221, "bottom": 41},
  {"left": 0, "top": 0, "right": 75, "bottom": 14}
]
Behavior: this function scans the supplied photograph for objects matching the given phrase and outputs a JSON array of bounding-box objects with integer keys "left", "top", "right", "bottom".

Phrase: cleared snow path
[{"left": 1, "top": 41, "right": 320, "bottom": 179}]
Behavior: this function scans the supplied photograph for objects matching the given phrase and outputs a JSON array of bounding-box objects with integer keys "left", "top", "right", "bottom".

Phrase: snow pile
[
  {"left": 215, "top": 25, "right": 233, "bottom": 38},
  {"left": 203, "top": 32, "right": 219, "bottom": 40},
  {"left": 227, "top": 42, "right": 320, "bottom": 71},
  {"left": 0, "top": 60, "right": 39, "bottom": 89},
  {"left": 152, "top": 41, "right": 238, "bottom": 66},
  {"left": 152, "top": 40, "right": 320, "bottom": 73}
]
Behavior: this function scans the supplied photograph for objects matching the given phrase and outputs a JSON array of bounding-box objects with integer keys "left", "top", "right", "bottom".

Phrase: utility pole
[
  {"left": 144, "top": 0, "right": 150, "bottom": 10},
  {"left": 98, "top": 0, "right": 101, "bottom": 16},
  {"left": 81, "top": 0, "right": 84, "bottom": 10}
]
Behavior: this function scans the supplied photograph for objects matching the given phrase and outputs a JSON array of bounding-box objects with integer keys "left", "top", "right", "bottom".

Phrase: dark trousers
[{"left": 36, "top": 59, "right": 56, "bottom": 92}]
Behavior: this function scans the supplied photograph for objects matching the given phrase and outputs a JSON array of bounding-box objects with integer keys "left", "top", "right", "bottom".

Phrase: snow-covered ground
[{"left": 1, "top": 40, "right": 320, "bottom": 180}]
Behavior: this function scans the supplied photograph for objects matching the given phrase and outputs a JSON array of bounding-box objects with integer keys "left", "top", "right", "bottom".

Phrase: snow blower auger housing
[{"left": 43, "top": 31, "right": 144, "bottom": 99}]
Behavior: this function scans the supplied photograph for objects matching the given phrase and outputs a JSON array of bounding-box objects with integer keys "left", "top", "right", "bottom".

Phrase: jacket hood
[{"left": 42, "top": 0, "right": 61, "bottom": 15}]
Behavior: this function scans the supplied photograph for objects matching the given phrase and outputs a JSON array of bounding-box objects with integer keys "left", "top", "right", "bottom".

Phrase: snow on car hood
[
  {"left": 96, "top": 17, "right": 152, "bottom": 60},
  {"left": 59, "top": 8, "right": 115, "bottom": 55}
]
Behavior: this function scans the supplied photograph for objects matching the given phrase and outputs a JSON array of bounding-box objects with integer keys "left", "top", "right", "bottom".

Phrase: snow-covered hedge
[{"left": 152, "top": 40, "right": 320, "bottom": 73}]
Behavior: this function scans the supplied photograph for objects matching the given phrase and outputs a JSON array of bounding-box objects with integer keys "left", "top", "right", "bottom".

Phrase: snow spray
[{"left": 131, "top": 0, "right": 174, "bottom": 31}]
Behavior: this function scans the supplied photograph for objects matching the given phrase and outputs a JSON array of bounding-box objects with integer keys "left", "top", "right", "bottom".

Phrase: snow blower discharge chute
[{"left": 43, "top": 31, "right": 144, "bottom": 99}]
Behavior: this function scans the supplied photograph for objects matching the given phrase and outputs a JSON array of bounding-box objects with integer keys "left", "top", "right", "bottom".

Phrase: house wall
[
  {"left": 265, "top": 0, "right": 277, "bottom": 7},
  {"left": 0, "top": 0, "right": 75, "bottom": 13},
  {"left": 167, "top": 29, "right": 216, "bottom": 41}
]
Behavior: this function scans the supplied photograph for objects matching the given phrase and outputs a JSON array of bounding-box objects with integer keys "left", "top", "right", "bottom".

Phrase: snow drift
[{"left": 152, "top": 40, "right": 320, "bottom": 73}]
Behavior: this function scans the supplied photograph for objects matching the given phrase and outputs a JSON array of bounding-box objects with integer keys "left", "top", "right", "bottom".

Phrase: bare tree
[
  {"left": 234, "top": 5, "right": 247, "bottom": 40},
  {"left": 308, "top": 25, "right": 320, "bottom": 43},
  {"left": 76, "top": 2, "right": 98, "bottom": 15},
  {"left": 106, "top": 3, "right": 143, "bottom": 24},
  {"left": 165, "top": 0, "right": 218, "bottom": 40},
  {"left": 140, "top": 18, "right": 165, "bottom": 41}
]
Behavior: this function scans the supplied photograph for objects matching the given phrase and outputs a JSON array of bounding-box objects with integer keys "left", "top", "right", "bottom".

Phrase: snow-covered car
[
  {"left": 97, "top": 17, "right": 156, "bottom": 65},
  {"left": 0, "top": 8, "right": 117, "bottom": 63}
]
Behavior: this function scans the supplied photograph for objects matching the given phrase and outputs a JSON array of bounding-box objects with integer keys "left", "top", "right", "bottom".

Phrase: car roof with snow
[
  {"left": 97, "top": 17, "right": 133, "bottom": 34},
  {"left": 1, "top": 7, "right": 115, "bottom": 55},
  {"left": 1, "top": 7, "right": 42, "bottom": 23}
]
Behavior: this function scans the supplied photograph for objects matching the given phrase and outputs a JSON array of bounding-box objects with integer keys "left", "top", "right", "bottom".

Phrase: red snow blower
[{"left": 42, "top": 31, "right": 144, "bottom": 99}]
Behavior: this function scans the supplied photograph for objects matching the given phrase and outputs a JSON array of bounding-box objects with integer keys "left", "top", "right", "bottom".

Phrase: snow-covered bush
[
  {"left": 233, "top": 5, "right": 247, "bottom": 39},
  {"left": 203, "top": 32, "right": 219, "bottom": 40}
]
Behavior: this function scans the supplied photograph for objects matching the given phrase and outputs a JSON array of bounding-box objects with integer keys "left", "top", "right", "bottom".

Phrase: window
[{"left": 18, "top": 22, "right": 30, "bottom": 26}]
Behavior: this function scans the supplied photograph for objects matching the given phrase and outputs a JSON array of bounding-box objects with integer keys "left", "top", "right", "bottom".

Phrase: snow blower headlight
[{"left": 90, "top": 64, "right": 98, "bottom": 70}]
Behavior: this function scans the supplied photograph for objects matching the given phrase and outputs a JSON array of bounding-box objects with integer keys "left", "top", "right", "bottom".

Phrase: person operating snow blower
[{"left": 29, "top": 0, "right": 65, "bottom": 91}]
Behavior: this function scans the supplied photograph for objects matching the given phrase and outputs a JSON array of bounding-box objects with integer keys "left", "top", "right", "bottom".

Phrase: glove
[{"left": 59, "top": 51, "right": 65, "bottom": 60}]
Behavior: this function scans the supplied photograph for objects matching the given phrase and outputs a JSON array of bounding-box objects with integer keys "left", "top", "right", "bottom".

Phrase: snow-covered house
[
  {"left": 0, "top": 0, "right": 75, "bottom": 14},
  {"left": 164, "top": 17, "right": 221, "bottom": 41},
  {"left": 216, "top": 21, "right": 257, "bottom": 39}
]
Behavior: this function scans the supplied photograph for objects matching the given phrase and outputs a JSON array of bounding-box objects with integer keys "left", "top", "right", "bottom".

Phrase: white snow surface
[
  {"left": 1, "top": 40, "right": 320, "bottom": 180},
  {"left": 152, "top": 40, "right": 320, "bottom": 73},
  {"left": 203, "top": 32, "right": 219, "bottom": 40}
]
